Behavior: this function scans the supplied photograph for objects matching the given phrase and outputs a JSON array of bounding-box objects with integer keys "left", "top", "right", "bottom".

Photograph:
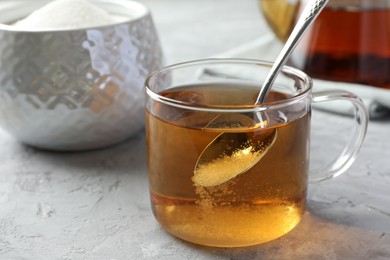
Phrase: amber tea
[
  {"left": 145, "top": 59, "right": 368, "bottom": 247},
  {"left": 260, "top": 0, "right": 390, "bottom": 89},
  {"left": 294, "top": 5, "right": 390, "bottom": 89},
  {"left": 146, "top": 83, "right": 310, "bottom": 247}
]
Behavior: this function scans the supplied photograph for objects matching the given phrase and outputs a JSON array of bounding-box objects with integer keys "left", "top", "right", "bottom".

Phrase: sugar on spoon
[{"left": 193, "top": 0, "right": 330, "bottom": 187}]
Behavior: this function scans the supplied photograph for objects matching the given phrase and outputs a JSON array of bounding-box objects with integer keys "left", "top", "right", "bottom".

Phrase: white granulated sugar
[{"left": 13, "top": 0, "right": 130, "bottom": 29}]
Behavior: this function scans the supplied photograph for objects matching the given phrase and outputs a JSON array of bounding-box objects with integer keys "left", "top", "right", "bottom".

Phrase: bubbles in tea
[{"left": 146, "top": 83, "right": 310, "bottom": 247}]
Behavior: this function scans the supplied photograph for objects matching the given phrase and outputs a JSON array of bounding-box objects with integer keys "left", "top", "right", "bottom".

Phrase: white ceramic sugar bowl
[{"left": 0, "top": 0, "right": 164, "bottom": 151}]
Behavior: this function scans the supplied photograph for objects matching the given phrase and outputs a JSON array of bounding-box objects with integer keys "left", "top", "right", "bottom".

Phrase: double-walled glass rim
[{"left": 145, "top": 58, "right": 313, "bottom": 113}]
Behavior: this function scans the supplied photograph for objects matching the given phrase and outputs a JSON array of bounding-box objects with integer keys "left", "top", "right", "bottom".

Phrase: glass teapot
[{"left": 260, "top": 0, "right": 390, "bottom": 89}]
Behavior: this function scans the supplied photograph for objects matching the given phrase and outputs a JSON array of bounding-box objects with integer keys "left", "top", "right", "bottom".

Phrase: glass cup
[{"left": 144, "top": 59, "right": 368, "bottom": 247}]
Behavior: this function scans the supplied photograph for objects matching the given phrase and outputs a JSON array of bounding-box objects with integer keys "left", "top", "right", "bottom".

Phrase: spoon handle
[{"left": 256, "top": 0, "right": 330, "bottom": 104}]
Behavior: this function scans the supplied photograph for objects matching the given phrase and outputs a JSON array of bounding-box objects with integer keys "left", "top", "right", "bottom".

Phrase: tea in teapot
[{"left": 260, "top": 0, "right": 390, "bottom": 89}]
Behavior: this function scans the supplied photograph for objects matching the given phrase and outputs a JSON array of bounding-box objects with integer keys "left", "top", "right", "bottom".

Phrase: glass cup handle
[{"left": 309, "top": 90, "right": 369, "bottom": 183}]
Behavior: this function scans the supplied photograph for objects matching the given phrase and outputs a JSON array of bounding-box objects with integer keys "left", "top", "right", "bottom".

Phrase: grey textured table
[{"left": 1, "top": 0, "right": 390, "bottom": 259}]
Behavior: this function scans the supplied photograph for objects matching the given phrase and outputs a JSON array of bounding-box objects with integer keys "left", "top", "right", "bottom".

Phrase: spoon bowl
[{"left": 193, "top": 128, "right": 277, "bottom": 187}]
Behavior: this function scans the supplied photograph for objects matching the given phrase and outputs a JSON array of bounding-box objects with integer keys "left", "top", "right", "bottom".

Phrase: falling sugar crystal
[{"left": 13, "top": 0, "right": 130, "bottom": 29}]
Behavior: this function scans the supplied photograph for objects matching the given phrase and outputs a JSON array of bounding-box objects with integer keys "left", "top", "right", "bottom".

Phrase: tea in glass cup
[{"left": 145, "top": 59, "right": 368, "bottom": 247}]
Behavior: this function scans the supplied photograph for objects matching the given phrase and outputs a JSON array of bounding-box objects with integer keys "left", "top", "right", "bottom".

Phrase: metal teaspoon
[{"left": 193, "top": 0, "right": 330, "bottom": 187}]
